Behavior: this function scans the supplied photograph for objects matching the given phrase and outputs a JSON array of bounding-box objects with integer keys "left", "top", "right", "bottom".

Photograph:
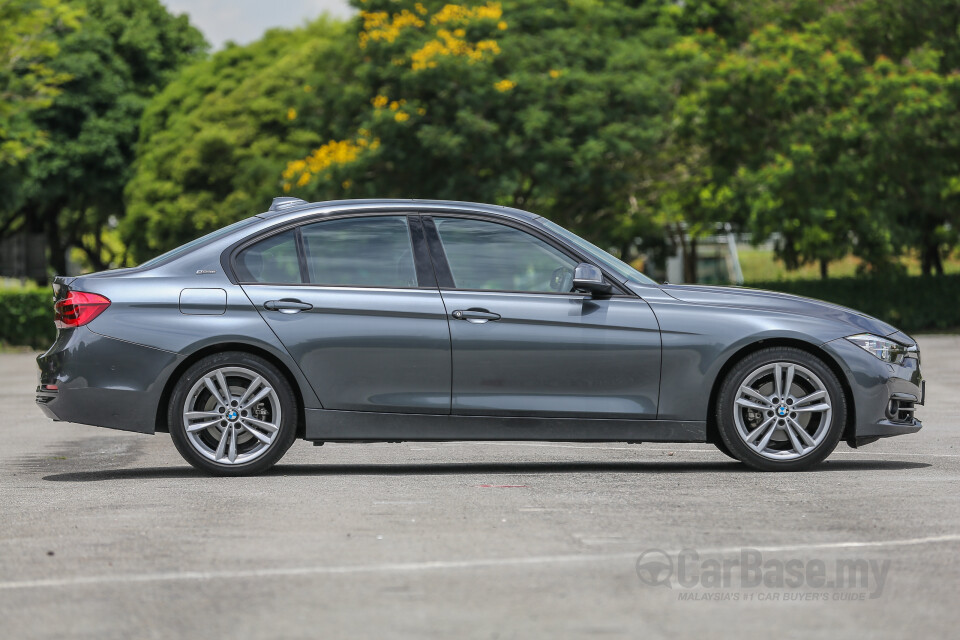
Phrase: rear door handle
[
  {"left": 264, "top": 299, "right": 313, "bottom": 314},
  {"left": 451, "top": 308, "right": 501, "bottom": 323}
]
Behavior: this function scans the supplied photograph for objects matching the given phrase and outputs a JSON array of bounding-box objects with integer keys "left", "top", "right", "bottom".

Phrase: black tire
[
  {"left": 712, "top": 436, "right": 740, "bottom": 461},
  {"left": 168, "top": 351, "right": 298, "bottom": 476},
  {"left": 716, "top": 347, "right": 846, "bottom": 472}
]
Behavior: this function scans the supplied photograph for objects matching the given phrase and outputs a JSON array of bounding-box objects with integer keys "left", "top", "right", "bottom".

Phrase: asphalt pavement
[{"left": 1, "top": 336, "right": 959, "bottom": 639}]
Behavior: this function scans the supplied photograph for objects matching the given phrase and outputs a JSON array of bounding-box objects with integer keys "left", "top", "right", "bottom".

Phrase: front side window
[
  {"left": 301, "top": 216, "right": 417, "bottom": 288},
  {"left": 235, "top": 229, "right": 302, "bottom": 283},
  {"left": 537, "top": 217, "right": 657, "bottom": 286},
  {"left": 434, "top": 217, "right": 579, "bottom": 293}
]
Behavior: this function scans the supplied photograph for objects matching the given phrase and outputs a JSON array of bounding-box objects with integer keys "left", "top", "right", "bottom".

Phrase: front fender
[{"left": 648, "top": 297, "right": 856, "bottom": 422}]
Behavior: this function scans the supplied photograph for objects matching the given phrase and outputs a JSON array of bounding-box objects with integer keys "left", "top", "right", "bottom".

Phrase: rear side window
[
  {"left": 301, "top": 216, "right": 417, "bottom": 288},
  {"left": 235, "top": 229, "right": 302, "bottom": 283}
]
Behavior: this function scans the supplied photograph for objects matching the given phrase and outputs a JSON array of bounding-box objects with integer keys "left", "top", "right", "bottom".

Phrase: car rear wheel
[
  {"left": 716, "top": 347, "right": 846, "bottom": 471},
  {"left": 169, "top": 351, "right": 297, "bottom": 476}
]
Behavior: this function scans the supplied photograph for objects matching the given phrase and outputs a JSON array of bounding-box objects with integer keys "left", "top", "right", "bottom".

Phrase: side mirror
[{"left": 572, "top": 263, "right": 612, "bottom": 295}]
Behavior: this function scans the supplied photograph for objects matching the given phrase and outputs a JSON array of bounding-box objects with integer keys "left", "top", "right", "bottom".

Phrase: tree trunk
[
  {"left": 921, "top": 241, "right": 943, "bottom": 276},
  {"left": 45, "top": 217, "right": 67, "bottom": 277},
  {"left": 80, "top": 230, "right": 109, "bottom": 272},
  {"left": 683, "top": 237, "right": 698, "bottom": 283},
  {"left": 819, "top": 258, "right": 829, "bottom": 280},
  {"left": 39, "top": 202, "right": 69, "bottom": 279}
]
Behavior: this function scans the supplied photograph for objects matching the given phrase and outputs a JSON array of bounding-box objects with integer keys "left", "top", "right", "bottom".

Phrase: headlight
[{"left": 846, "top": 333, "right": 908, "bottom": 364}]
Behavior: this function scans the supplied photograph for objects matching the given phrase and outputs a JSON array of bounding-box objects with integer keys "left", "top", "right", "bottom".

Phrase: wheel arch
[
  {"left": 155, "top": 342, "right": 306, "bottom": 439},
  {"left": 705, "top": 337, "right": 855, "bottom": 445}
]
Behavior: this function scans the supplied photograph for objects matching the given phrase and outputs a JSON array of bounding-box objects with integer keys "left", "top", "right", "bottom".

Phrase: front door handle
[
  {"left": 451, "top": 308, "right": 501, "bottom": 323},
  {"left": 264, "top": 299, "right": 313, "bottom": 314}
]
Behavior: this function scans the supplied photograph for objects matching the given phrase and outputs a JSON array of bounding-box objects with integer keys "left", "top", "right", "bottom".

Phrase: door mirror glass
[{"left": 573, "top": 263, "right": 612, "bottom": 295}]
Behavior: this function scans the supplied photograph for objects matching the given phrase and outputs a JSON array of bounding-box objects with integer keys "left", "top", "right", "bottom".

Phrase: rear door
[
  {"left": 237, "top": 214, "right": 451, "bottom": 414},
  {"left": 425, "top": 215, "right": 661, "bottom": 419}
]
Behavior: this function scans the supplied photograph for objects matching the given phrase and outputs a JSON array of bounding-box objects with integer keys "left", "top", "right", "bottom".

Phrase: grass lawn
[{"left": 739, "top": 246, "right": 960, "bottom": 283}]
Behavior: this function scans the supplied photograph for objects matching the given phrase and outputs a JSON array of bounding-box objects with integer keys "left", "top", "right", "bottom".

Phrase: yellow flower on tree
[
  {"left": 476, "top": 40, "right": 500, "bottom": 54},
  {"left": 431, "top": 2, "right": 503, "bottom": 25},
  {"left": 494, "top": 78, "right": 516, "bottom": 92},
  {"left": 407, "top": 2, "right": 506, "bottom": 71},
  {"left": 475, "top": 2, "right": 503, "bottom": 20},
  {"left": 433, "top": 2, "right": 502, "bottom": 24},
  {"left": 282, "top": 131, "right": 380, "bottom": 191},
  {"left": 359, "top": 9, "right": 425, "bottom": 49},
  {"left": 549, "top": 69, "right": 562, "bottom": 79},
  {"left": 395, "top": 111, "right": 410, "bottom": 122},
  {"left": 286, "top": 108, "right": 297, "bottom": 120}
]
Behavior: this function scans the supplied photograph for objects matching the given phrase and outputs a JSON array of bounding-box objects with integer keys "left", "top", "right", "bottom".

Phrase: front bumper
[
  {"left": 823, "top": 336, "right": 924, "bottom": 447},
  {"left": 36, "top": 326, "right": 183, "bottom": 434}
]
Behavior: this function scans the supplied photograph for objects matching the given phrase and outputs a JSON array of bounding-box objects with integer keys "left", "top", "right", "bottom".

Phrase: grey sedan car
[{"left": 36, "top": 198, "right": 923, "bottom": 475}]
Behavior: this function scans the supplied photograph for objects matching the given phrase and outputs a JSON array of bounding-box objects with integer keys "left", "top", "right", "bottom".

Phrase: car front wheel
[
  {"left": 716, "top": 347, "right": 847, "bottom": 471},
  {"left": 169, "top": 351, "right": 297, "bottom": 476}
]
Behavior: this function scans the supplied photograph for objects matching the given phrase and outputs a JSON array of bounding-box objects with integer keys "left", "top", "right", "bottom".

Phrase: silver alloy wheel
[
  {"left": 732, "top": 362, "right": 832, "bottom": 461},
  {"left": 182, "top": 366, "right": 281, "bottom": 465}
]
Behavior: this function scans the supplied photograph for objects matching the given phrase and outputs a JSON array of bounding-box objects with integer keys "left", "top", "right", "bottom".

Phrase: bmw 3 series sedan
[{"left": 36, "top": 198, "right": 924, "bottom": 475}]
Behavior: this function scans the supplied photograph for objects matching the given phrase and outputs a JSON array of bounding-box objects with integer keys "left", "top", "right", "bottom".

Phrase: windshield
[
  {"left": 537, "top": 218, "right": 658, "bottom": 286},
  {"left": 138, "top": 218, "right": 259, "bottom": 269}
]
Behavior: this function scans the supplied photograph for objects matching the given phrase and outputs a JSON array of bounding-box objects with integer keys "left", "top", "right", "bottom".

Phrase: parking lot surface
[{"left": 2, "top": 336, "right": 959, "bottom": 638}]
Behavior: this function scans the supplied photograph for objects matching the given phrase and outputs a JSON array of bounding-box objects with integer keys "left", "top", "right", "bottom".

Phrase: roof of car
[{"left": 255, "top": 198, "right": 542, "bottom": 224}]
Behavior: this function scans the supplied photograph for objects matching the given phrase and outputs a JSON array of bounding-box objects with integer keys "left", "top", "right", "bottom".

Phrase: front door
[
  {"left": 237, "top": 214, "right": 450, "bottom": 414},
  {"left": 425, "top": 216, "right": 661, "bottom": 419}
]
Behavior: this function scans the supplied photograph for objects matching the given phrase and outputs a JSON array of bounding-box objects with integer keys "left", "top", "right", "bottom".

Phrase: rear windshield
[{"left": 138, "top": 218, "right": 259, "bottom": 268}]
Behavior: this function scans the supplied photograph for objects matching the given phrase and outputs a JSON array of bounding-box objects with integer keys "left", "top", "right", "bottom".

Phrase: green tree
[
  {"left": 0, "top": 0, "right": 206, "bottom": 280},
  {"left": 682, "top": 26, "right": 884, "bottom": 278},
  {"left": 674, "top": 11, "right": 960, "bottom": 278},
  {"left": 0, "top": 0, "right": 81, "bottom": 168},
  {"left": 620, "top": 0, "right": 845, "bottom": 281},
  {"left": 283, "top": 0, "right": 678, "bottom": 257},
  {"left": 122, "top": 16, "right": 357, "bottom": 262},
  {"left": 852, "top": 50, "right": 960, "bottom": 275},
  {"left": 826, "top": 0, "right": 960, "bottom": 74}
]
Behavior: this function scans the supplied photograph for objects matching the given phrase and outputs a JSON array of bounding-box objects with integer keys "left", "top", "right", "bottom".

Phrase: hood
[{"left": 654, "top": 283, "right": 899, "bottom": 337}]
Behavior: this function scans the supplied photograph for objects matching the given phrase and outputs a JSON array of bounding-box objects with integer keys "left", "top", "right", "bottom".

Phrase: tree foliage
[
  {"left": 0, "top": 0, "right": 206, "bottom": 277},
  {"left": 122, "top": 17, "right": 358, "bottom": 262},
  {"left": 6, "top": 0, "right": 960, "bottom": 282},
  {"left": 0, "top": 0, "right": 81, "bottom": 167},
  {"left": 281, "top": 0, "right": 678, "bottom": 254},
  {"left": 672, "top": 3, "right": 960, "bottom": 277}
]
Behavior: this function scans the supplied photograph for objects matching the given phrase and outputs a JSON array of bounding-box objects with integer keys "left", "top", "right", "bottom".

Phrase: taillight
[{"left": 54, "top": 291, "right": 111, "bottom": 328}]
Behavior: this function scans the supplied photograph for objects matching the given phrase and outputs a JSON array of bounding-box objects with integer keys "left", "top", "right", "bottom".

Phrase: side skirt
[{"left": 305, "top": 408, "right": 706, "bottom": 443}]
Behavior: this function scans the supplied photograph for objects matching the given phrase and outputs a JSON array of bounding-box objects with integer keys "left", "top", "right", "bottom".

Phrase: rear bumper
[{"left": 36, "top": 326, "right": 183, "bottom": 434}]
